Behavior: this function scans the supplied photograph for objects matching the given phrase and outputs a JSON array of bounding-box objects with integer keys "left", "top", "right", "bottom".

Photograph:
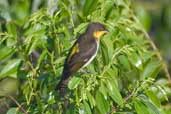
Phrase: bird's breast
[{"left": 82, "top": 40, "right": 99, "bottom": 68}]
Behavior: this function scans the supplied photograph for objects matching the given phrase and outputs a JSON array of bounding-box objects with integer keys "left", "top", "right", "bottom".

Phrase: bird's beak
[
  {"left": 99, "top": 30, "right": 109, "bottom": 35},
  {"left": 94, "top": 30, "right": 109, "bottom": 39},
  {"left": 101, "top": 30, "right": 109, "bottom": 35}
]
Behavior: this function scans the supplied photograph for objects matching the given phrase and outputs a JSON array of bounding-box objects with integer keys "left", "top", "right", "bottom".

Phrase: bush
[{"left": 0, "top": 0, "right": 170, "bottom": 114}]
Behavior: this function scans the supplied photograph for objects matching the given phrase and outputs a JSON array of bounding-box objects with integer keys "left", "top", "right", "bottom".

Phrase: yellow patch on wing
[
  {"left": 93, "top": 31, "right": 108, "bottom": 40},
  {"left": 67, "top": 43, "right": 79, "bottom": 62}
]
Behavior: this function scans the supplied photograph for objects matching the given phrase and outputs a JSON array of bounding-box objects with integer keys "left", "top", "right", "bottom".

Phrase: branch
[
  {"left": 134, "top": 16, "right": 171, "bottom": 83},
  {"left": 7, "top": 96, "right": 28, "bottom": 114}
]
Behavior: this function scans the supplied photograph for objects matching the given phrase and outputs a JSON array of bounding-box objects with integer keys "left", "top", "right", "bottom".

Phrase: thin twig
[
  {"left": 144, "top": 30, "right": 171, "bottom": 82},
  {"left": 7, "top": 95, "right": 28, "bottom": 114}
]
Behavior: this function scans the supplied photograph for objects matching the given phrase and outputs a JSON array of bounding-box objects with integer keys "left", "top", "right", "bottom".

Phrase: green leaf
[
  {"left": 0, "top": 59, "right": 21, "bottom": 79},
  {"left": 139, "top": 95, "right": 161, "bottom": 114},
  {"left": 87, "top": 91, "right": 96, "bottom": 108},
  {"left": 105, "top": 79, "right": 123, "bottom": 106},
  {"left": 47, "top": 92, "right": 55, "bottom": 105},
  {"left": 6, "top": 22, "right": 17, "bottom": 38},
  {"left": 134, "top": 99, "right": 150, "bottom": 114},
  {"left": 7, "top": 108, "right": 18, "bottom": 114},
  {"left": 115, "top": 112, "right": 134, "bottom": 114},
  {"left": 68, "top": 76, "right": 82, "bottom": 89},
  {"left": 145, "top": 90, "right": 161, "bottom": 107},
  {"left": 74, "top": 23, "right": 88, "bottom": 35},
  {"left": 95, "top": 91, "right": 110, "bottom": 114},
  {"left": 36, "top": 50, "right": 47, "bottom": 68},
  {"left": 141, "top": 60, "right": 162, "bottom": 79},
  {"left": 135, "top": 6, "right": 151, "bottom": 31},
  {"left": 5, "top": 23, "right": 17, "bottom": 47},
  {"left": 145, "top": 101, "right": 161, "bottom": 114},
  {"left": 25, "top": 24, "right": 46, "bottom": 54},
  {"left": 0, "top": 77, "right": 19, "bottom": 96},
  {"left": 0, "top": 46, "right": 14, "bottom": 61},
  {"left": 106, "top": 68, "right": 118, "bottom": 87},
  {"left": 92, "top": 58, "right": 101, "bottom": 73},
  {"left": 83, "top": 101, "right": 92, "bottom": 114},
  {"left": 118, "top": 55, "right": 131, "bottom": 70},
  {"left": 128, "top": 52, "right": 142, "bottom": 70},
  {"left": 55, "top": 56, "right": 65, "bottom": 64},
  {"left": 101, "top": 39, "right": 109, "bottom": 65},
  {"left": 99, "top": 82, "right": 108, "bottom": 99},
  {"left": 100, "top": 0, "right": 114, "bottom": 20},
  {"left": 101, "top": 36, "right": 114, "bottom": 60},
  {"left": 83, "top": 0, "right": 99, "bottom": 16}
]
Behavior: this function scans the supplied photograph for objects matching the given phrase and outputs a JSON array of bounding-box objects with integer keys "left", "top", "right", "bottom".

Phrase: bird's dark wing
[
  {"left": 56, "top": 35, "right": 97, "bottom": 92},
  {"left": 62, "top": 35, "right": 97, "bottom": 78}
]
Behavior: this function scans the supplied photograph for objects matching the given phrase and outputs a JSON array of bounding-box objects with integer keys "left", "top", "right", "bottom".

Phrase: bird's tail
[
  {"left": 56, "top": 79, "right": 67, "bottom": 92},
  {"left": 56, "top": 76, "right": 70, "bottom": 109},
  {"left": 56, "top": 71, "right": 71, "bottom": 96}
]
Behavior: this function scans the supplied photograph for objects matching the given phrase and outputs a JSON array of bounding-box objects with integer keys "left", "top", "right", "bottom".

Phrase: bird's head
[{"left": 86, "top": 22, "right": 108, "bottom": 40}]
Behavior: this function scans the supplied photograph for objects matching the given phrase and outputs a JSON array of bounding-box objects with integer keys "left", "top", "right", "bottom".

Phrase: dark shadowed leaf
[{"left": 66, "top": 105, "right": 77, "bottom": 114}]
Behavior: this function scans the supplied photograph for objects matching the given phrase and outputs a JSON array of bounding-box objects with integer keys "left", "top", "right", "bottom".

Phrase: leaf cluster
[{"left": 0, "top": 0, "right": 171, "bottom": 114}]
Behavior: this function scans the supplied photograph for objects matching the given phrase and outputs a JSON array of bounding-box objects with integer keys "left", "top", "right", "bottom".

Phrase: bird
[{"left": 56, "top": 22, "right": 108, "bottom": 95}]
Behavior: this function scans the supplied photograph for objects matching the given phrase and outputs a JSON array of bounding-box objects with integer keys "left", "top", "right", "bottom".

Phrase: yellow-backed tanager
[{"left": 56, "top": 22, "right": 108, "bottom": 94}]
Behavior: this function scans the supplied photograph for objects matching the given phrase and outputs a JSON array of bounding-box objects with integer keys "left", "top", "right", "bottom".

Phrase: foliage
[
  {"left": 0, "top": 0, "right": 171, "bottom": 114},
  {"left": 134, "top": 0, "right": 171, "bottom": 79}
]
